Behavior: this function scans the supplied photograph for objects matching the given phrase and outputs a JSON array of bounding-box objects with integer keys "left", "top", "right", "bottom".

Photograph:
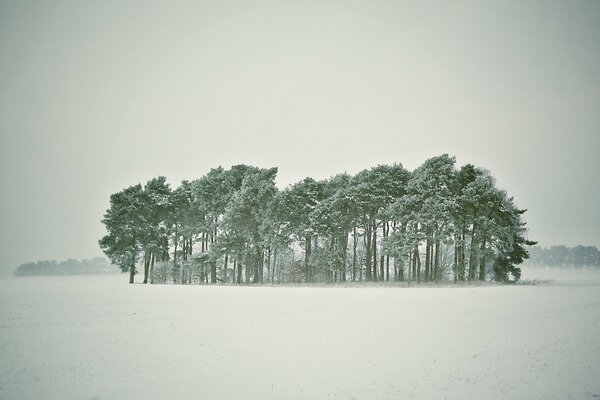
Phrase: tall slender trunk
[
  {"left": 173, "top": 225, "right": 178, "bottom": 284},
  {"left": 453, "top": 235, "right": 459, "bottom": 283},
  {"left": 425, "top": 233, "right": 431, "bottom": 282},
  {"left": 468, "top": 222, "right": 478, "bottom": 281},
  {"left": 365, "top": 225, "right": 372, "bottom": 281},
  {"left": 181, "top": 237, "right": 187, "bottom": 285},
  {"left": 129, "top": 252, "right": 136, "bottom": 284},
  {"left": 396, "top": 221, "right": 404, "bottom": 281},
  {"left": 143, "top": 252, "right": 150, "bottom": 284},
  {"left": 379, "top": 222, "right": 389, "bottom": 281},
  {"left": 479, "top": 237, "right": 487, "bottom": 281},
  {"left": 245, "top": 245, "right": 250, "bottom": 284},
  {"left": 372, "top": 221, "right": 378, "bottom": 282},
  {"left": 223, "top": 252, "right": 229, "bottom": 283},
  {"left": 430, "top": 236, "right": 435, "bottom": 282},
  {"left": 415, "top": 245, "right": 421, "bottom": 283},
  {"left": 385, "top": 222, "right": 390, "bottom": 282},
  {"left": 149, "top": 253, "right": 155, "bottom": 284},
  {"left": 352, "top": 226, "right": 357, "bottom": 282},
  {"left": 329, "top": 237, "right": 335, "bottom": 282},
  {"left": 407, "top": 251, "right": 412, "bottom": 283},
  {"left": 255, "top": 247, "right": 263, "bottom": 284},
  {"left": 188, "top": 238, "right": 192, "bottom": 284},
  {"left": 259, "top": 247, "right": 264, "bottom": 284},
  {"left": 434, "top": 239, "right": 440, "bottom": 282},
  {"left": 200, "top": 232, "right": 206, "bottom": 283},
  {"left": 341, "top": 232, "right": 348, "bottom": 282},
  {"left": 210, "top": 228, "right": 217, "bottom": 283},
  {"left": 233, "top": 259, "right": 237, "bottom": 284},
  {"left": 460, "top": 230, "right": 466, "bottom": 281},
  {"left": 266, "top": 246, "right": 271, "bottom": 284},
  {"left": 385, "top": 255, "right": 390, "bottom": 281},
  {"left": 305, "top": 235, "right": 312, "bottom": 283},
  {"left": 458, "top": 228, "right": 467, "bottom": 281},
  {"left": 272, "top": 248, "right": 277, "bottom": 284},
  {"left": 410, "top": 248, "right": 416, "bottom": 283}
]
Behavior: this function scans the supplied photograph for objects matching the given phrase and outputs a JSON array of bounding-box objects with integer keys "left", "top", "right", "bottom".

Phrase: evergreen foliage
[
  {"left": 526, "top": 245, "right": 600, "bottom": 268},
  {"left": 15, "top": 257, "right": 115, "bottom": 276},
  {"left": 100, "top": 155, "right": 535, "bottom": 284}
]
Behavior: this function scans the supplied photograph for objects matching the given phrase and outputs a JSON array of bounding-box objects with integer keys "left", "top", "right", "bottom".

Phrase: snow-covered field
[{"left": 1, "top": 270, "right": 599, "bottom": 400}]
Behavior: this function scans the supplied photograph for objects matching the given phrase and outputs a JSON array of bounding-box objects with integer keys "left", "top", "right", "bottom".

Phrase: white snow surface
[{"left": 1, "top": 270, "right": 599, "bottom": 400}]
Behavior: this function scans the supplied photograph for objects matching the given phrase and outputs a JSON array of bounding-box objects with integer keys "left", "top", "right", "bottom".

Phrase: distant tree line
[
  {"left": 14, "top": 257, "right": 115, "bottom": 276},
  {"left": 100, "top": 154, "right": 535, "bottom": 285},
  {"left": 526, "top": 245, "right": 600, "bottom": 268}
]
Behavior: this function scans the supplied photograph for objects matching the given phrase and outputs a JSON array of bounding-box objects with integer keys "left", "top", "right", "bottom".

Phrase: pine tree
[{"left": 99, "top": 184, "right": 146, "bottom": 283}]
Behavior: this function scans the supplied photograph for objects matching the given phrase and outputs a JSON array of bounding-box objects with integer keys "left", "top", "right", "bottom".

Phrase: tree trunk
[
  {"left": 365, "top": 225, "right": 372, "bottom": 281},
  {"left": 431, "top": 241, "right": 435, "bottom": 281},
  {"left": 453, "top": 235, "right": 459, "bottom": 283},
  {"left": 181, "top": 237, "right": 187, "bottom": 285},
  {"left": 425, "top": 234, "right": 431, "bottom": 282},
  {"left": 468, "top": 222, "right": 478, "bottom": 281},
  {"left": 149, "top": 252, "right": 154, "bottom": 285},
  {"left": 129, "top": 252, "right": 136, "bottom": 284},
  {"left": 341, "top": 232, "right": 348, "bottom": 282},
  {"left": 396, "top": 256, "right": 403, "bottom": 281},
  {"left": 460, "top": 230, "right": 466, "bottom": 281},
  {"left": 352, "top": 226, "right": 357, "bottom": 281},
  {"left": 188, "top": 238, "right": 192, "bottom": 284},
  {"left": 143, "top": 252, "right": 150, "bottom": 284},
  {"left": 415, "top": 245, "right": 421, "bottom": 283},
  {"left": 385, "top": 255, "right": 390, "bottom": 282},
  {"left": 252, "top": 247, "right": 259, "bottom": 284},
  {"left": 305, "top": 235, "right": 312, "bottom": 283},
  {"left": 266, "top": 246, "right": 271, "bottom": 284},
  {"left": 210, "top": 229, "right": 217, "bottom": 284},
  {"left": 329, "top": 236, "right": 335, "bottom": 282},
  {"left": 372, "top": 221, "right": 378, "bottom": 282},
  {"left": 258, "top": 247, "right": 264, "bottom": 284},
  {"left": 407, "top": 248, "right": 415, "bottom": 286},
  {"left": 272, "top": 248, "right": 277, "bottom": 284},
  {"left": 233, "top": 259, "right": 237, "bottom": 284},
  {"left": 382, "top": 222, "right": 389, "bottom": 281},
  {"left": 173, "top": 225, "right": 178, "bottom": 284},
  {"left": 223, "top": 252, "right": 229, "bottom": 283},
  {"left": 245, "top": 245, "right": 251, "bottom": 284},
  {"left": 479, "top": 237, "right": 487, "bottom": 281},
  {"left": 434, "top": 239, "right": 441, "bottom": 282}
]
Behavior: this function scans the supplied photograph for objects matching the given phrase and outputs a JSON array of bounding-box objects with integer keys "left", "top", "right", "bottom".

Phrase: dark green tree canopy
[{"left": 100, "top": 157, "right": 535, "bottom": 284}]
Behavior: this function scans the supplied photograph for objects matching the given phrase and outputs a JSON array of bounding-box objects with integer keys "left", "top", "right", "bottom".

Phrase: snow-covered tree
[{"left": 100, "top": 156, "right": 534, "bottom": 285}]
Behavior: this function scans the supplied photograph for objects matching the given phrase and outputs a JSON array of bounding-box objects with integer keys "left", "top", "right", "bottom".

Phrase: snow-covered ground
[{"left": 1, "top": 270, "right": 599, "bottom": 400}]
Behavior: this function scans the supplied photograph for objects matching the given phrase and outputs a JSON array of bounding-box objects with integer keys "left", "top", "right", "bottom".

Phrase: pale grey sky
[{"left": 1, "top": 0, "right": 599, "bottom": 275}]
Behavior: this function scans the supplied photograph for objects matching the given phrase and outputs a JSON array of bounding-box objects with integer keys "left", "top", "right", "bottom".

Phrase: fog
[{"left": 1, "top": 1, "right": 599, "bottom": 274}]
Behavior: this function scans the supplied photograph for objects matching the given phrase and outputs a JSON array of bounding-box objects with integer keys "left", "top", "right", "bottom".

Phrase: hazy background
[{"left": 1, "top": 0, "right": 598, "bottom": 275}]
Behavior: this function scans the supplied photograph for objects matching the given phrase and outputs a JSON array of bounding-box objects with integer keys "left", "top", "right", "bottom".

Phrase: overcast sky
[{"left": 1, "top": 0, "right": 599, "bottom": 275}]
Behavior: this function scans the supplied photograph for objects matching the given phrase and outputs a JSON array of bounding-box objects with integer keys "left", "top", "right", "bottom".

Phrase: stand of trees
[
  {"left": 100, "top": 155, "right": 535, "bottom": 285},
  {"left": 526, "top": 245, "right": 600, "bottom": 268},
  {"left": 14, "top": 257, "right": 115, "bottom": 276}
]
